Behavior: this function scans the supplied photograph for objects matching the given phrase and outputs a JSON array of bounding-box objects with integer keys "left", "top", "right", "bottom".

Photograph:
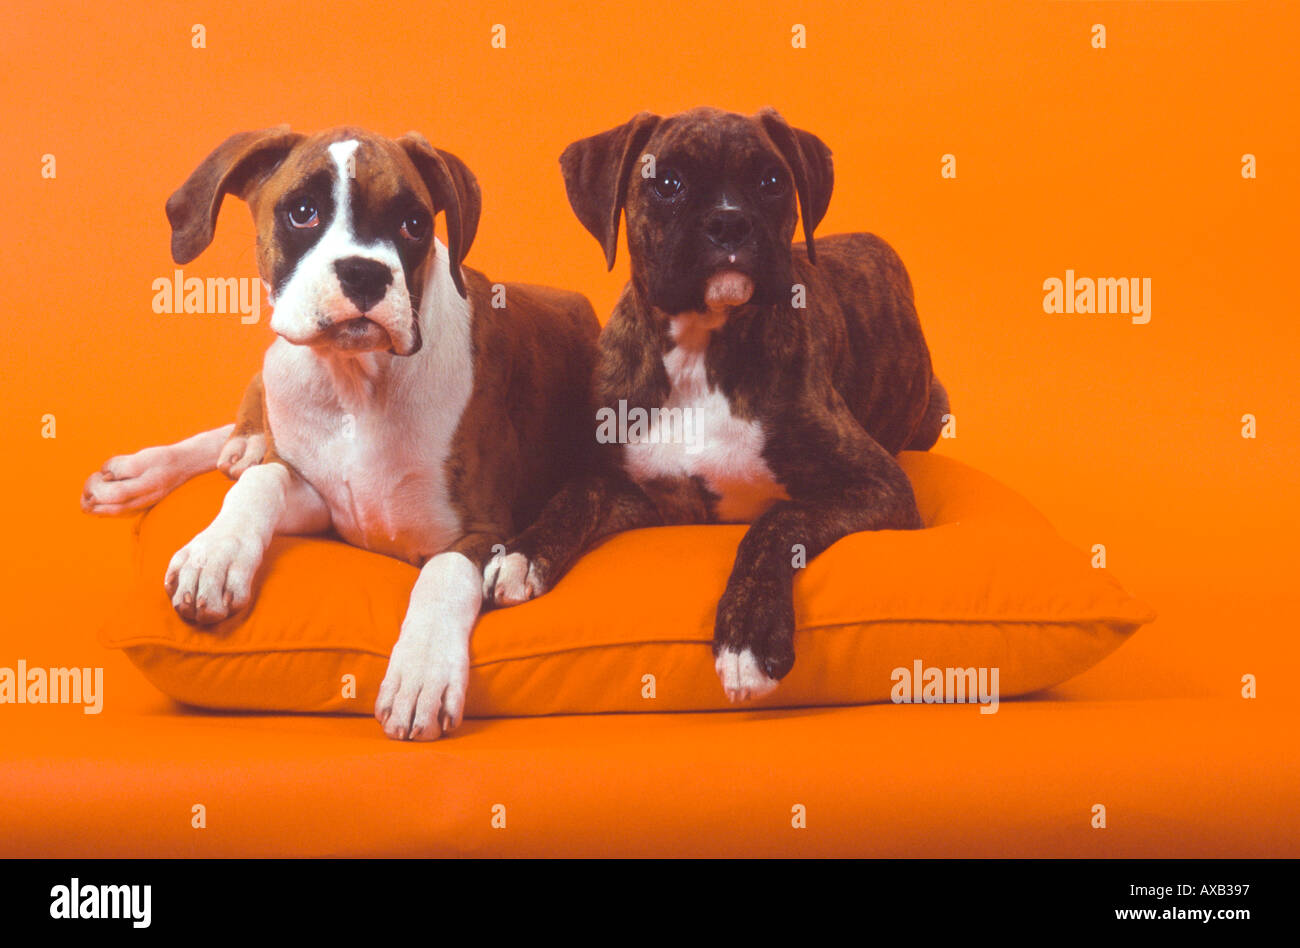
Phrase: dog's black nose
[
  {"left": 703, "top": 209, "right": 753, "bottom": 251},
  {"left": 334, "top": 257, "right": 393, "bottom": 313}
]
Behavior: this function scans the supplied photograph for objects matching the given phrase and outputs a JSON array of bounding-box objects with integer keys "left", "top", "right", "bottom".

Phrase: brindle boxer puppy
[{"left": 486, "top": 107, "right": 948, "bottom": 703}]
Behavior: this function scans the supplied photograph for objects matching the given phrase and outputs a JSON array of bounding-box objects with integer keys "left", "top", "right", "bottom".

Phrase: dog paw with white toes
[
  {"left": 217, "top": 432, "right": 268, "bottom": 479},
  {"left": 164, "top": 528, "right": 263, "bottom": 625},
  {"left": 714, "top": 647, "right": 781, "bottom": 703},
  {"left": 484, "top": 551, "right": 545, "bottom": 607},
  {"left": 82, "top": 445, "right": 185, "bottom": 515},
  {"left": 374, "top": 638, "right": 469, "bottom": 741}
]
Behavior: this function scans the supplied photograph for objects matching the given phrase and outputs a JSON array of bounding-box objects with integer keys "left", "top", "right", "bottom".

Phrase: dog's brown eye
[
  {"left": 652, "top": 168, "right": 684, "bottom": 199},
  {"left": 287, "top": 199, "right": 319, "bottom": 228},
  {"left": 758, "top": 168, "right": 787, "bottom": 197},
  {"left": 400, "top": 213, "right": 428, "bottom": 241}
]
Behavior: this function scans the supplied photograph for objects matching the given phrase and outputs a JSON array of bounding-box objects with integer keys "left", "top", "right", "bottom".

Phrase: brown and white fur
[
  {"left": 82, "top": 127, "right": 598, "bottom": 740},
  {"left": 485, "top": 107, "right": 949, "bottom": 703}
]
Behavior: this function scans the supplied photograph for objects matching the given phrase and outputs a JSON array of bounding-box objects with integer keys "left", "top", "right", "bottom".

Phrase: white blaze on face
[{"left": 268, "top": 139, "right": 418, "bottom": 354}]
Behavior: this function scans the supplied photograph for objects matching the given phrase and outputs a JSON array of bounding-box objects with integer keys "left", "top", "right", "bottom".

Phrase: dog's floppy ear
[
  {"left": 165, "top": 125, "right": 303, "bottom": 265},
  {"left": 559, "top": 112, "right": 662, "bottom": 270},
  {"left": 399, "top": 133, "right": 482, "bottom": 299},
  {"left": 756, "top": 108, "right": 834, "bottom": 264}
]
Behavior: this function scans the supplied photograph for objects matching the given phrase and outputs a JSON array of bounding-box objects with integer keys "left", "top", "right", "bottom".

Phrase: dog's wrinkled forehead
[
  {"left": 261, "top": 129, "right": 433, "bottom": 225},
  {"left": 644, "top": 108, "right": 781, "bottom": 177},
  {"left": 251, "top": 128, "right": 442, "bottom": 301}
]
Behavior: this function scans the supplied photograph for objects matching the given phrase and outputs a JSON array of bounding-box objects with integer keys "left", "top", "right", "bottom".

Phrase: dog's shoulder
[
  {"left": 791, "top": 232, "right": 918, "bottom": 336},
  {"left": 591, "top": 285, "right": 670, "bottom": 405},
  {"left": 461, "top": 267, "right": 598, "bottom": 341},
  {"left": 794, "top": 232, "right": 910, "bottom": 285},
  {"left": 504, "top": 281, "right": 600, "bottom": 340}
]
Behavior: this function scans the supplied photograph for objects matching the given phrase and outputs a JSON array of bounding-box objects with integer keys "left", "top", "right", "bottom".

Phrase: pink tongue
[{"left": 704, "top": 271, "right": 754, "bottom": 308}]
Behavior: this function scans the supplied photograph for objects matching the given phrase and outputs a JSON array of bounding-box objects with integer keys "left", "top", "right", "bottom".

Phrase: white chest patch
[
  {"left": 623, "top": 313, "right": 789, "bottom": 523},
  {"left": 263, "top": 241, "right": 473, "bottom": 564}
]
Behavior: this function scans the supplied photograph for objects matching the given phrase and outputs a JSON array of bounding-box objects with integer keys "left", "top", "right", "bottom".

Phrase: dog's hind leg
[
  {"left": 904, "top": 376, "right": 950, "bottom": 451},
  {"left": 217, "top": 371, "right": 271, "bottom": 479},
  {"left": 82, "top": 373, "right": 271, "bottom": 515},
  {"left": 81, "top": 424, "right": 235, "bottom": 515}
]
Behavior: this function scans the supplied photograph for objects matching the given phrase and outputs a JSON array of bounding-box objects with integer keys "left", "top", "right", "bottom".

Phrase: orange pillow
[{"left": 100, "top": 453, "right": 1155, "bottom": 715}]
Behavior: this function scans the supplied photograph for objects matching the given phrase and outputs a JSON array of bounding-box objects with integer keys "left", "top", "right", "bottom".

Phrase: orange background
[{"left": 1, "top": 0, "right": 1297, "bottom": 856}]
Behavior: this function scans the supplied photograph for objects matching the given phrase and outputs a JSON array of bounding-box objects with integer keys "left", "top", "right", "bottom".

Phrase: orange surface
[
  {"left": 101, "top": 453, "right": 1152, "bottom": 715},
  {"left": 1, "top": 693, "right": 1293, "bottom": 858},
  {"left": 1, "top": 0, "right": 1298, "bottom": 856}
]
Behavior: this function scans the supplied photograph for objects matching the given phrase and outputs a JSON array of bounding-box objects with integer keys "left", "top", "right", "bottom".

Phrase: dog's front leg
[
  {"left": 484, "top": 470, "right": 660, "bottom": 607},
  {"left": 376, "top": 534, "right": 501, "bottom": 741},
  {"left": 714, "top": 438, "right": 923, "bottom": 702},
  {"left": 164, "top": 461, "right": 329, "bottom": 624}
]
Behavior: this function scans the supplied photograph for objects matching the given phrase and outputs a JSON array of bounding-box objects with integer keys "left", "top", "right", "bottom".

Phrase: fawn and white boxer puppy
[
  {"left": 486, "top": 107, "right": 949, "bottom": 702},
  {"left": 82, "top": 126, "right": 599, "bottom": 740}
]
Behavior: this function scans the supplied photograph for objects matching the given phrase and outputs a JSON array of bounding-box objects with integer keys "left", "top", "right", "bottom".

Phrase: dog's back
[
  {"left": 791, "top": 232, "right": 947, "bottom": 455},
  {"left": 460, "top": 271, "right": 602, "bottom": 528}
]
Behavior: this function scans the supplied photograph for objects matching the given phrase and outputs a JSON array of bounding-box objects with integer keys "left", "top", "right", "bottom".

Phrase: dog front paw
[
  {"left": 483, "top": 550, "right": 548, "bottom": 607},
  {"left": 714, "top": 647, "right": 783, "bottom": 703},
  {"left": 217, "top": 432, "right": 268, "bottom": 479},
  {"left": 374, "top": 637, "right": 469, "bottom": 741},
  {"left": 713, "top": 585, "right": 796, "bottom": 702},
  {"left": 164, "top": 529, "right": 263, "bottom": 624}
]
